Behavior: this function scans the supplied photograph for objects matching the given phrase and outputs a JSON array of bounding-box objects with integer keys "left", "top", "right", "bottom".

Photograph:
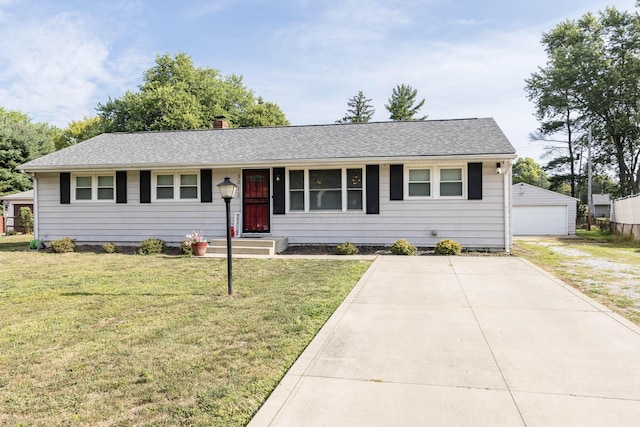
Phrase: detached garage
[{"left": 512, "top": 183, "right": 578, "bottom": 235}]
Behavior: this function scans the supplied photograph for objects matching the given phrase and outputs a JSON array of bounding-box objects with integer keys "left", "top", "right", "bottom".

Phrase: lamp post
[{"left": 217, "top": 177, "right": 238, "bottom": 295}]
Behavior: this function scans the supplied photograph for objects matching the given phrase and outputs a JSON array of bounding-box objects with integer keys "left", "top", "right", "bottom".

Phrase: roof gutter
[{"left": 19, "top": 153, "right": 518, "bottom": 173}]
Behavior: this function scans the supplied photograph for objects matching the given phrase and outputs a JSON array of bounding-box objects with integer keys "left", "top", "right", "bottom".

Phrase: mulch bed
[
  {"left": 281, "top": 245, "right": 509, "bottom": 256},
  {"left": 60, "top": 244, "right": 508, "bottom": 257}
]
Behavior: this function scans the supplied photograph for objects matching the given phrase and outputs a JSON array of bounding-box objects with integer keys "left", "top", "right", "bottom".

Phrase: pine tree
[
  {"left": 385, "top": 84, "right": 427, "bottom": 121},
  {"left": 336, "top": 91, "right": 375, "bottom": 123}
]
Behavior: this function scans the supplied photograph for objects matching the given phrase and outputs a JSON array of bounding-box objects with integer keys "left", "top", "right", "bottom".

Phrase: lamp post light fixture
[{"left": 217, "top": 177, "right": 238, "bottom": 295}]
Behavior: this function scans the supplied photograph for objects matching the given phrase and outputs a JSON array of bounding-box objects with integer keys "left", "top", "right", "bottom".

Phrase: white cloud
[
  {"left": 252, "top": 21, "right": 549, "bottom": 160},
  {"left": 274, "top": 0, "right": 417, "bottom": 51},
  {"left": 0, "top": 8, "right": 148, "bottom": 126}
]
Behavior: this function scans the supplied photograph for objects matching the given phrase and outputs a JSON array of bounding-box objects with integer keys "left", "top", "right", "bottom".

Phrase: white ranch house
[{"left": 20, "top": 118, "right": 517, "bottom": 252}]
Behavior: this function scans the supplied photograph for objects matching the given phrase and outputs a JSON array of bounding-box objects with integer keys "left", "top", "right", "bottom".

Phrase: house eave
[{"left": 20, "top": 152, "right": 517, "bottom": 173}]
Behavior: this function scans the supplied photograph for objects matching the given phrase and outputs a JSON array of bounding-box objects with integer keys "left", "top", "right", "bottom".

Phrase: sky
[{"left": 0, "top": 0, "right": 637, "bottom": 165}]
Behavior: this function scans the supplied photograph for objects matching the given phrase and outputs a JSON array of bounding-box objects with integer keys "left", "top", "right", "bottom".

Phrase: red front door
[{"left": 243, "top": 169, "right": 270, "bottom": 233}]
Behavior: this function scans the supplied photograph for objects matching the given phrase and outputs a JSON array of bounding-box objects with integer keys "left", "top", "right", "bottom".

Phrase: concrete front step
[{"left": 206, "top": 237, "right": 288, "bottom": 256}]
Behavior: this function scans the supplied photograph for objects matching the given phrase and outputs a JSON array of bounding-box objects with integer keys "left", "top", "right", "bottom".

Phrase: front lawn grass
[{"left": 0, "top": 235, "right": 371, "bottom": 426}]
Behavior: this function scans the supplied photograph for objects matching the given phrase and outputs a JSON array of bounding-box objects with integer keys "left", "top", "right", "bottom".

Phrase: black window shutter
[
  {"left": 468, "top": 162, "right": 483, "bottom": 200},
  {"left": 60, "top": 172, "right": 71, "bottom": 204},
  {"left": 116, "top": 171, "right": 127, "bottom": 204},
  {"left": 366, "top": 165, "right": 380, "bottom": 214},
  {"left": 389, "top": 164, "right": 404, "bottom": 201},
  {"left": 140, "top": 170, "right": 151, "bottom": 203},
  {"left": 273, "top": 167, "right": 285, "bottom": 214},
  {"left": 200, "top": 169, "right": 212, "bottom": 203}
]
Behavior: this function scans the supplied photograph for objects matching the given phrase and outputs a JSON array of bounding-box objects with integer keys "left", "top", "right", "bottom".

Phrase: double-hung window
[
  {"left": 408, "top": 168, "right": 431, "bottom": 197},
  {"left": 310, "top": 169, "right": 342, "bottom": 210},
  {"left": 439, "top": 168, "right": 463, "bottom": 197},
  {"left": 154, "top": 172, "right": 199, "bottom": 201},
  {"left": 405, "top": 166, "right": 465, "bottom": 198},
  {"left": 289, "top": 170, "right": 305, "bottom": 211},
  {"left": 97, "top": 176, "right": 114, "bottom": 200},
  {"left": 288, "top": 168, "right": 364, "bottom": 212},
  {"left": 347, "top": 168, "right": 363, "bottom": 210},
  {"left": 73, "top": 174, "right": 115, "bottom": 201}
]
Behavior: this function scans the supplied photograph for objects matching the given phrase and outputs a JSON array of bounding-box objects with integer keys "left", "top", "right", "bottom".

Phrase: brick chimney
[{"left": 213, "top": 116, "right": 229, "bottom": 129}]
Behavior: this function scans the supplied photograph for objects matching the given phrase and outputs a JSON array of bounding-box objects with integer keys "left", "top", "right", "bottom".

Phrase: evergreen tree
[
  {"left": 336, "top": 91, "right": 375, "bottom": 123},
  {"left": 0, "top": 107, "right": 58, "bottom": 195},
  {"left": 385, "top": 84, "right": 427, "bottom": 121}
]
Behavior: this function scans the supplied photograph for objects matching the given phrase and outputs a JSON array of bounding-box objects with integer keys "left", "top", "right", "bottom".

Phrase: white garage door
[{"left": 513, "top": 205, "right": 568, "bottom": 235}]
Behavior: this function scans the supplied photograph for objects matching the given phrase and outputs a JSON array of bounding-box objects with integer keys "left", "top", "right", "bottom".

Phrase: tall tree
[
  {"left": 527, "top": 7, "right": 640, "bottom": 196},
  {"left": 336, "top": 91, "right": 375, "bottom": 123},
  {"left": 97, "top": 53, "right": 289, "bottom": 132},
  {"left": 512, "top": 157, "right": 550, "bottom": 188},
  {"left": 55, "top": 116, "right": 104, "bottom": 150},
  {"left": 525, "top": 56, "right": 584, "bottom": 197},
  {"left": 385, "top": 84, "right": 427, "bottom": 121},
  {"left": 0, "top": 107, "right": 58, "bottom": 195}
]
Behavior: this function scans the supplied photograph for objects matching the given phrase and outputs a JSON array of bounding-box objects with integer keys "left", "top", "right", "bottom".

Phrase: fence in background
[{"left": 611, "top": 193, "right": 640, "bottom": 241}]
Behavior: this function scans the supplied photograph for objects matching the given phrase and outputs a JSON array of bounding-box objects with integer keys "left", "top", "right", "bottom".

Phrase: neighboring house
[
  {"left": 512, "top": 183, "right": 578, "bottom": 235},
  {"left": 20, "top": 118, "right": 517, "bottom": 251},
  {"left": 1, "top": 190, "right": 34, "bottom": 233},
  {"left": 592, "top": 193, "right": 611, "bottom": 218}
]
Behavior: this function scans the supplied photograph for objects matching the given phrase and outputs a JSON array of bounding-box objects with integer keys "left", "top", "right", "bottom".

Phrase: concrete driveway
[{"left": 248, "top": 256, "right": 640, "bottom": 427}]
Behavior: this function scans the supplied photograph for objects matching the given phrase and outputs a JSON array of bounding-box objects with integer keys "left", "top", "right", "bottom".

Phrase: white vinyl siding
[
  {"left": 35, "top": 170, "right": 239, "bottom": 244},
  {"left": 274, "top": 162, "right": 507, "bottom": 249},
  {"left": 34, "top": 161, "right": 509, "bottom": 250}
]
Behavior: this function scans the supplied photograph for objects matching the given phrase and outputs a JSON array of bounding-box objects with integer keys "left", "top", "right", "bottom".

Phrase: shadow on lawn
[{"left": 61, "top": 291, "right": 208, "bottom": 297}]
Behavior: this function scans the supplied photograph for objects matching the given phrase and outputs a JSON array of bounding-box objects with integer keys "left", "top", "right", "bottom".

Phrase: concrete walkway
[{"left": 248, "top": 256, "right": 640, "bottom": 427}]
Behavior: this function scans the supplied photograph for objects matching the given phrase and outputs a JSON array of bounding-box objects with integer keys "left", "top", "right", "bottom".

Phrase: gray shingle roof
[
  {"left": 20, "top": 118, "right": 516, "bottom": 171},
  {"left": 592, "top": 194, "right": 611, "bottom": 205}
]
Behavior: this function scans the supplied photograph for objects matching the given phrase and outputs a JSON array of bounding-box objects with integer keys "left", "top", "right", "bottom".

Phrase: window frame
[
  {"left": 404, "top": 165, "right": 467, "bottom": 199},
  {"left": 72, "top": 173, "right": 116, "bottom": 202},
  {"left": 152, "top": 171, "right": 201, "bottom": 202},
  {"left": 286, "top": 167, "right": 366, "bottom": 213},
  {"left": 438, "top": 167, "right": 465, "bottom": 198},
  {"left": 406, "top": 167, "right": 432, "bottom": 199}
]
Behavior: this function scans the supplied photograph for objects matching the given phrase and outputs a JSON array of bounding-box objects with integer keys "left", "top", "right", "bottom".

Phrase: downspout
[{"left": 503, "top": 160, "right": 512, "bottom": 253}]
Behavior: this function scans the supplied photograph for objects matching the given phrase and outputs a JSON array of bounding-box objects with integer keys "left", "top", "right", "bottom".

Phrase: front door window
[{"left": 243, "top": 169, "right": 270, "bottom": 232}]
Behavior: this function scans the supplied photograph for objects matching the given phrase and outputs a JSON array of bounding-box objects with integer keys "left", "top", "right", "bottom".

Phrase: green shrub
[
  {"left": 390, "top": 239, "right": 416, "bottom": 255},
  {"left": 335, "top": 242, "right": 359, "bottom": 255},
  {"left": 50, "top": 237, "right": 76, "bottom": 253},
  {"left": 179, "top": 241, "right": 193, "bottom": 256},
  {"left": 435, "top": 239, "right": 462, "bottom": 255},
  {"left": 138, "top": 238, "right": 166, "bottom": 255},
  {"left": 5, "top": 230, "right": 18, "bottom": 236},
  {"left": 18, "top": 207, "right": 34, "bottom": 234},
  {"left": 102, "top": 242, "right": 118, "bottom": 254}
]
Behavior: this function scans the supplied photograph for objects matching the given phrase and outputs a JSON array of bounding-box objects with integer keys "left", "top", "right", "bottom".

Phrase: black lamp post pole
[{"left": 224, "top": 196, "right": 233, "bottom": 295}]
